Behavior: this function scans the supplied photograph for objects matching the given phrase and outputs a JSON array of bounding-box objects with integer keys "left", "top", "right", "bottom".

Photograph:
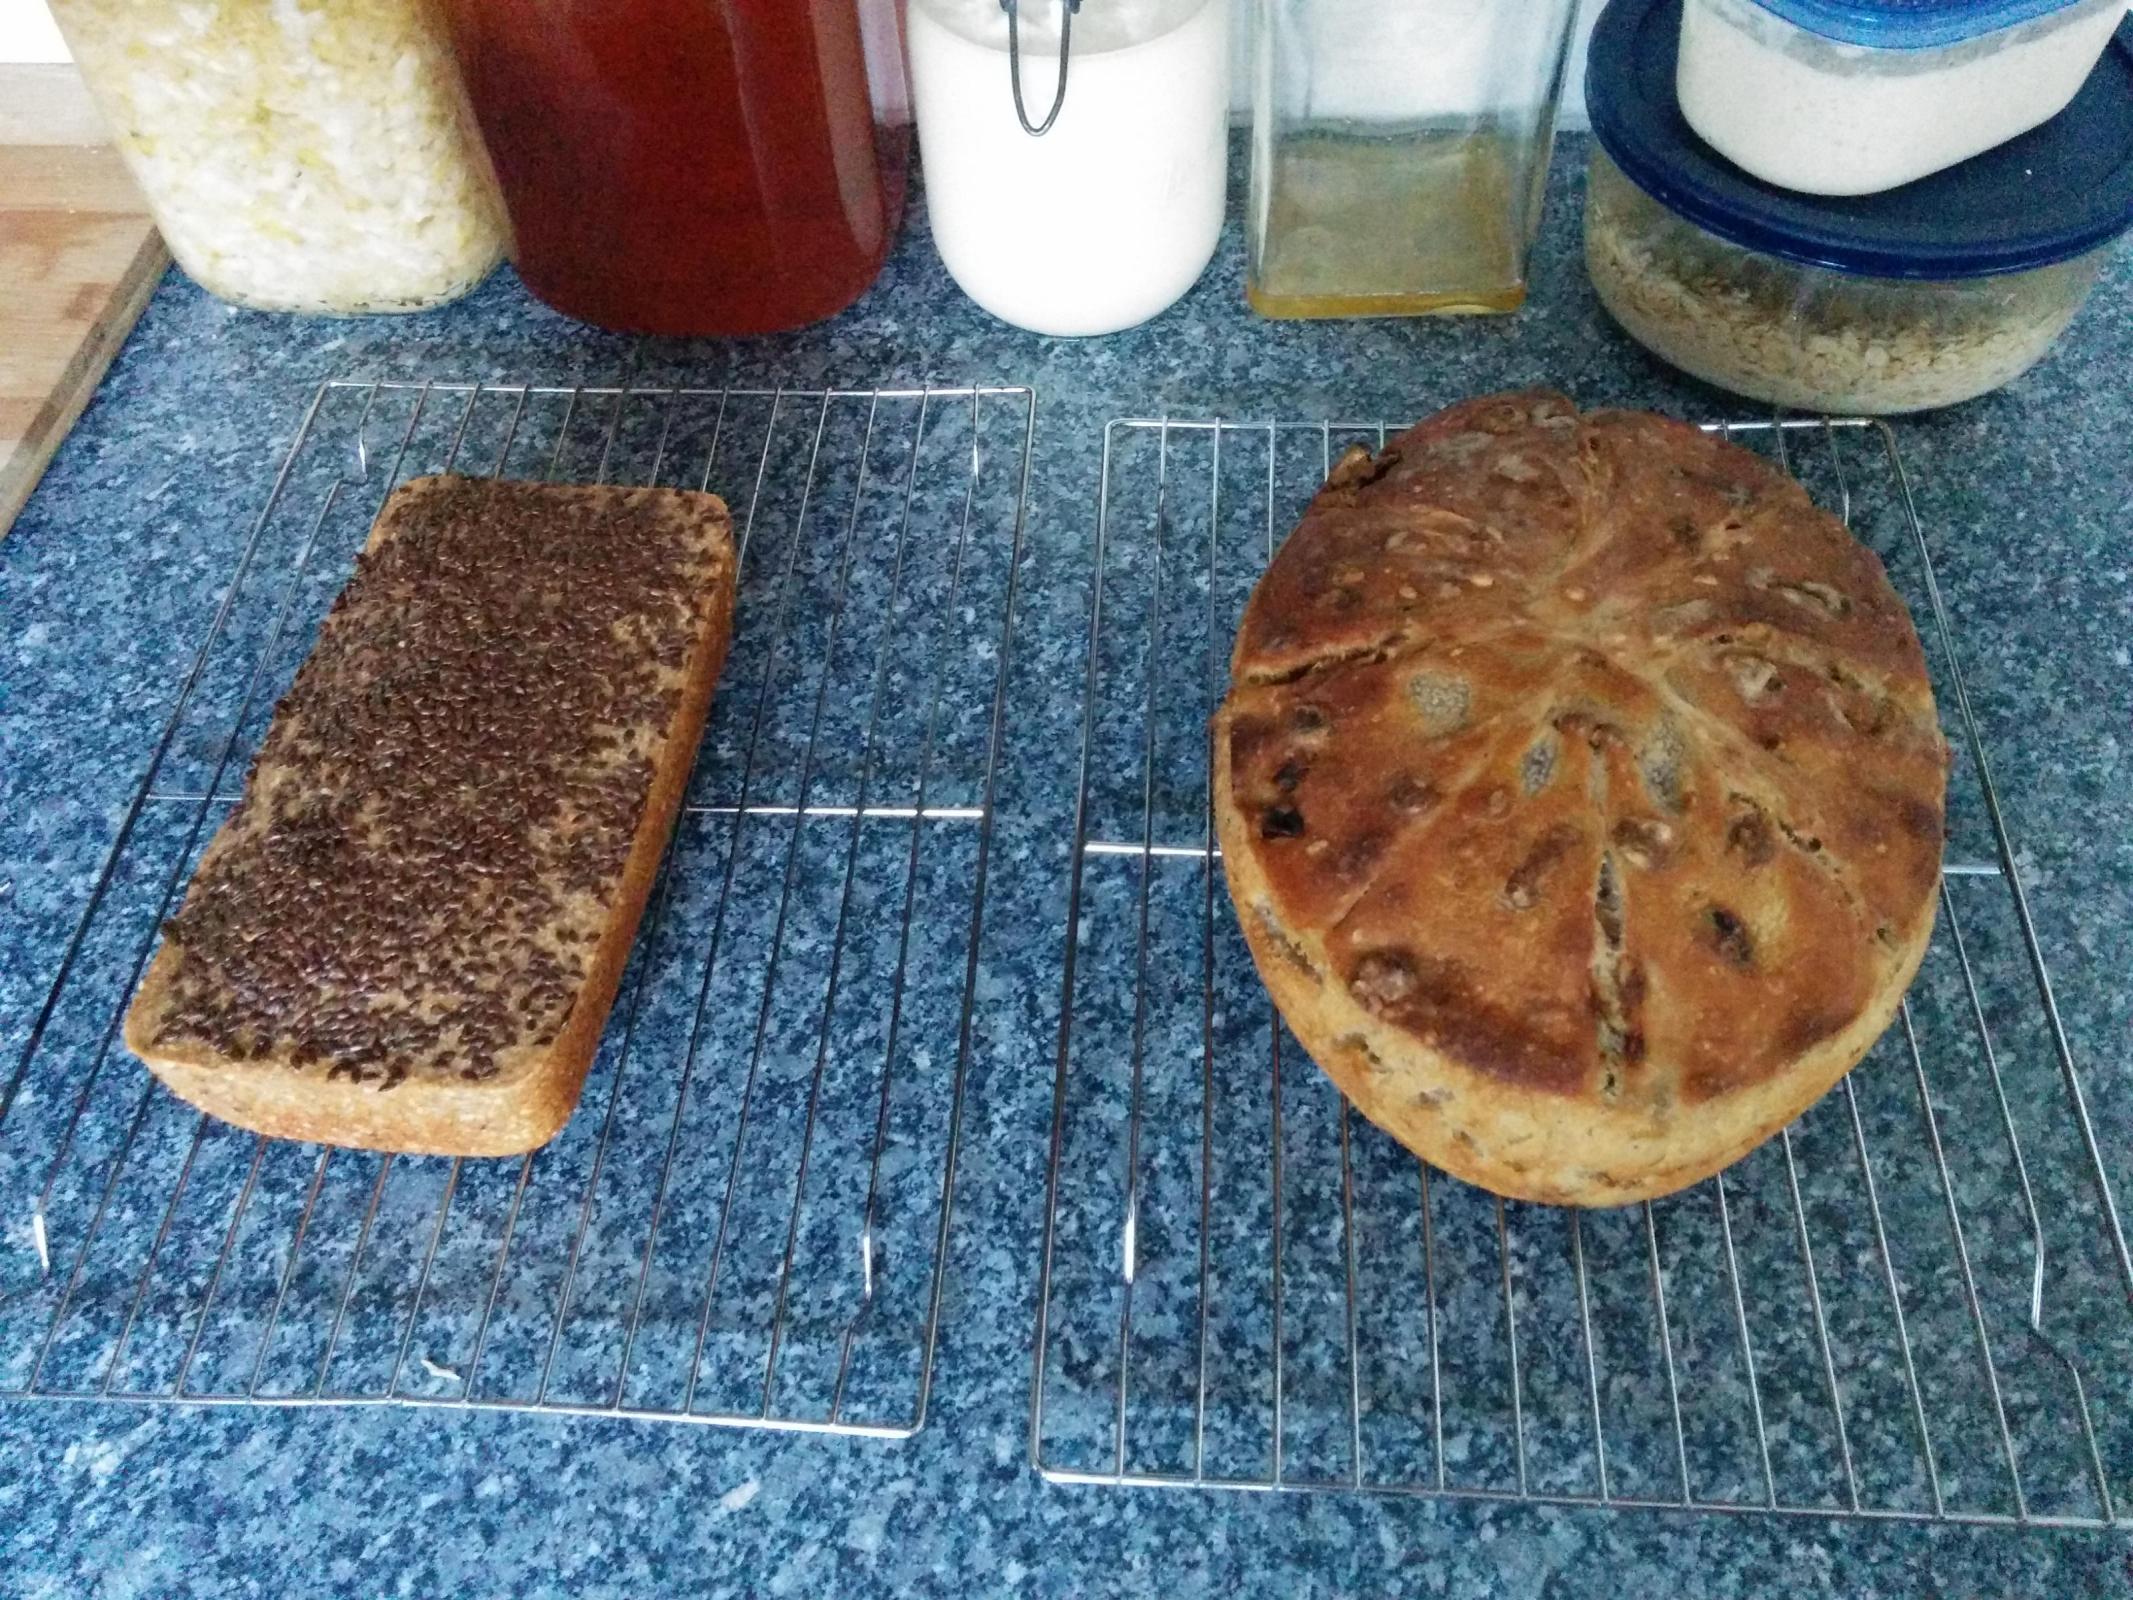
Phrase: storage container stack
[{"left": 1582, "top": 0, "right": 2133, "bottom": 413}]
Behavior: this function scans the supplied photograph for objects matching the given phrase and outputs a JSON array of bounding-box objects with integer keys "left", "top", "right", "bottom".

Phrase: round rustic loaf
[{"left": 1213, "top": 391, "right": 1947, "bottom": 1206}]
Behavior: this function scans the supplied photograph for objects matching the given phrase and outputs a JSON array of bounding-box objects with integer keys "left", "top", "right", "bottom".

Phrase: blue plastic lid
[
  {"left": 1588, "top": 0, "right": 2133, "bottom": 278},
  {"left": 1738, "top": 0, "right": 2098, "bottom": 51}
]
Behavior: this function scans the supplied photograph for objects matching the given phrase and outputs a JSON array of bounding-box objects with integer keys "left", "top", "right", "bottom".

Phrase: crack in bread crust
[
  {"left": 1234, "top": 626, "right": 1415, "bottom": 686},
  {"left": 1213, "top": 391, "right": 1946, "bottom": 1207}
]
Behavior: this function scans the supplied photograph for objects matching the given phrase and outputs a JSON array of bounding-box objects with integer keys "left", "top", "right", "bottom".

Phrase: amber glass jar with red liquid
[{"left": 439, "top": 0, "right": 910, "bottom": 335}]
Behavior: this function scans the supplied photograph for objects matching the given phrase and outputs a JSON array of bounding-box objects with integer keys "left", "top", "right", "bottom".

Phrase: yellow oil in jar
[{"left": 1248, "top": 127, "right": 1537, "bottom": 318}]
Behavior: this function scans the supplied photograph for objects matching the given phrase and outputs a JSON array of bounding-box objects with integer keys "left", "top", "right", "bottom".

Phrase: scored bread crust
[
  {"left": 1213, "top": 391, "right": 1947, "bottom": 1207},
  {"left": 123, "top": 476, "right": 735, "bottom": 1157}
]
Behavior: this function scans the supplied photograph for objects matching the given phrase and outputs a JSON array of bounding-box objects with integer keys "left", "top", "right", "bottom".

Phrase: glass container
[
  {"left": 909, "top": 0, "right": 1229, "bottom": 337},
  {"left": 1247, "top": 0, "right": 1579, "bottom": 317},
  {"left": 1679, "top": 0, "right": 2126, "bottom": 197},
  {"left": 1587, "top": 0, "right": 2133, "bottom": 414},
  {"left": 50, "top": 0, "right": 505, "bottom": 315},
  {"left": 439, "top": 0, "right": 911, "bottom": 336},
  {"left": 1585, "top": 149, "right": 2109, "bottom": 414}
]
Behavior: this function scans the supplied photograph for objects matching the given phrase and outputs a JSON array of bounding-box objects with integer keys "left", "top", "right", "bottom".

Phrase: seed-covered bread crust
[
  {"left": 125, "top": 474, "right": 735, "bottom": 1156},
  {"left": 1213, "top": 391, "right": 1947, "bottom": 1206}
]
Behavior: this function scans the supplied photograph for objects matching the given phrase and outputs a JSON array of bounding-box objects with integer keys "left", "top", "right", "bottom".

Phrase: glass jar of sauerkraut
[{"left": 52, "top": 0, "right": 506, "bottom": 314}]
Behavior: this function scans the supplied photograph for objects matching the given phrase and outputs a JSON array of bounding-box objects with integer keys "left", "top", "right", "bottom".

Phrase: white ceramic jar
[{"left": 908, "top": 0, "right": 1230, "bottom": 336}]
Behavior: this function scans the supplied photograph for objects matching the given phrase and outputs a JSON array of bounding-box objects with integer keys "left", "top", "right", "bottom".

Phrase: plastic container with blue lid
[
  {"left": 1584, "top": 0, "right": 2133, "bottom": 412},
  {"left": 1678, "top": 0, "right": 2127, "bottom": 195}
]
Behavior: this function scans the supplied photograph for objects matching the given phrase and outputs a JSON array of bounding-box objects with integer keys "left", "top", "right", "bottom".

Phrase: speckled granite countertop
[{"left": 4, "top": 138, "right": 2131, "bottom": 1597}]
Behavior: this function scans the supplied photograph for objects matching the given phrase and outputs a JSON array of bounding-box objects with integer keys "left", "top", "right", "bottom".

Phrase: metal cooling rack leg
[
  {"left": 1711, "top": 1170, "right": 1777, "bottom": 1507},
  {"left": 95, "top": 1116, "right": 216, "bottom": 1394},
  {"left": 1642, "top": 1200, "right": 1692, "bottom": 1504},
  {"left": 314, "top": 1154, "right": 395, "bottom": 1396},
  {"left": 542, "top": 390, "right": 581, "bottom": 480},
  {"left": 1265, "top": 1024, "right": 1290, "bottom": 1489},
  {"left": 1897, "top": 1001, "right": 2027, "bottom": 1518},
  {"left": 1266, "top": 436, "right": 1287, "bottom": 1492},
  {"left": 1567, "top": 1210, "right": 1611, "bottom": 1501},
  {"left": 438, "top": 384, "right": 484, "bottom": 476},
  {"left": 1939, "top": 883, "right": 2116, "bottom": 1522},
  {"left": 246, "top": 1147, "right": 331, "bottom": 1398},
  {"left": 694, "top": 392, "right": 734, "bottom": 496},
  {"left": 485, "top": 386, "right": 532, "bottom": 479},
  {"left": 1030, "top": 420, "right": 1119, "bottom": 1478},
  {"left": 1776, "top": 1124, "right": 1861, "bottom": 1511},
  {"left": 640, "top": 390, "right": 680, "bottom": 488},
  {"left": 667, "top": 393, "right": 865, "bottom": 1415},
  {"left": 1495, "top": 1198, "right": 1528, "bottom": 1497},
  {"left": 749, "top": 398, "right": 904, "bottom": 1413},
  {"left": 1338, "top": 1101, "right": 1364, "bottom": 1487},
  {"left": 1420, "top": 1163, "right": 1446, "bottom": 1492},
  {"left": 824, "top": 397, "right": 943, "bottom": 1423},
  {"left": 591, "top": 390, "right": 628, "bottom": 486},
  {"left": 1114, "top": 422, "right": 1174, "bottom": 1477},
  {"left": 907, "top": 388, "right": 1036, "bottom": 1433},
  {"left": 1840, "top": 1075, "right": 1945, "bottom": 1516},
  {"left": 1192, "top": 423, "right": 1223, "bottom": 1481},
  {"left": 1818, "top": 418, "right": 1853, "bottom": 529}
]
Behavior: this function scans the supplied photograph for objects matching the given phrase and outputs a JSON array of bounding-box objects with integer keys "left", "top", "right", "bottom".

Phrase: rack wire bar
[
  {"left": 2, "top": 379, "right": 1035, "bottom": 1438},
  {"left": 1032, "top": 414, "right": 2133, "bottom": 1526}
]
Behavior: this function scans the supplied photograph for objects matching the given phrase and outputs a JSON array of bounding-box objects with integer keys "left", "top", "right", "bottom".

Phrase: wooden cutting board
[{"left": 0, "top": 64, "right": 168, "bottom": 539}]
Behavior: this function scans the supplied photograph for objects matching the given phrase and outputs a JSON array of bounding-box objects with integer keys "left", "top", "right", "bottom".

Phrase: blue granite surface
[{"left": 3, "top": 136, "right": 2131, "bottom": 1596}]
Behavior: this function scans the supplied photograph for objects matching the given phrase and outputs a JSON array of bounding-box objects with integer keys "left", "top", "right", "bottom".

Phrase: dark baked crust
[{"left": 1214, "top": 391, "right": 1947, "bottom": 1206}]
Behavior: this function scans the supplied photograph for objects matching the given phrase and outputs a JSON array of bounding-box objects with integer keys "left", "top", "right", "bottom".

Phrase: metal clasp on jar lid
[{"left": 1001, "top": 0, "right": 1083, "bottom": 136}]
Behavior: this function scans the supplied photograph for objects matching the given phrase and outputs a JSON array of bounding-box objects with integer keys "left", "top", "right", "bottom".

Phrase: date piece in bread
[
  {"left": 1214, "top": 392, "right": 1947, "bottom": 1206},
  {"left": 124, "top": 474, "right": 735, "bottom": 1157}
]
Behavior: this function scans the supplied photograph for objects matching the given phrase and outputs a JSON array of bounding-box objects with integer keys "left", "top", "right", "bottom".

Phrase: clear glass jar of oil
[{"left": 1247, "top": 0, "right": 1579, "bottom": 318}]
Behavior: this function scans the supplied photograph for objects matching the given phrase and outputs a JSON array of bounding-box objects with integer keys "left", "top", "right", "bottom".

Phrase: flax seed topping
[{"left": 151, "top": 475, "right": 732, "bottom": 1089}]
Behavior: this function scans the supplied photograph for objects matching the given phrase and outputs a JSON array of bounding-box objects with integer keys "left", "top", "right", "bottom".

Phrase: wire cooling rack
[
  {"left": 1032, "top": 413, "right": 2133, "bottom": 1527},
  {"left": 1, "top": 379, "right": 1033, "bottom": 1437}
]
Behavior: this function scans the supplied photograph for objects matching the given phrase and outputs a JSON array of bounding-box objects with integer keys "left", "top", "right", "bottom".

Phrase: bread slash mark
[
  {"left": 1589, "top": 853, "right": 1644, "bottom": 1092},
  {"left": 1236, "top": 627, "right": 1413, "bottom": 687}
]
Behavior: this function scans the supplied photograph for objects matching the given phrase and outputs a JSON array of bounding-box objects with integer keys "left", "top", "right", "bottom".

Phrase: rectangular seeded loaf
[{"left": 123, "top": 473, "right": 736, "bottom": 1157}]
